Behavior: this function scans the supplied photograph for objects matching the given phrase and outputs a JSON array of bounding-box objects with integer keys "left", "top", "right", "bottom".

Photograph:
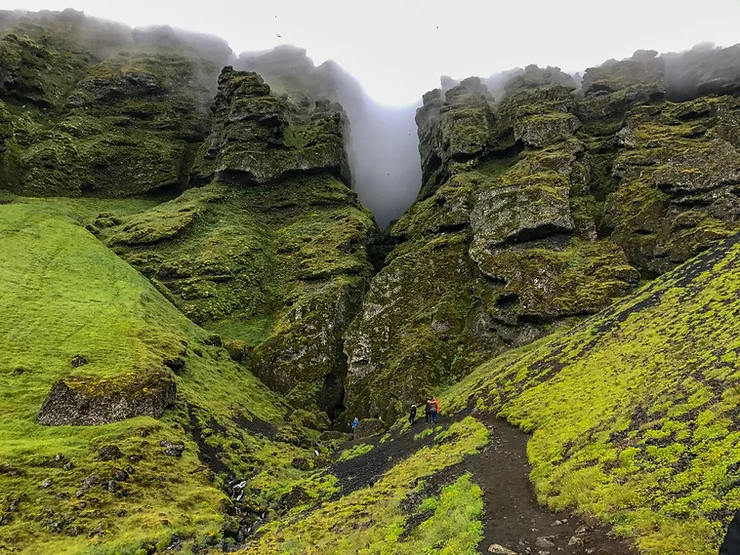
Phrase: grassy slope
[
  {"left": 443, "top": 233, "right": 740, "bottom": 554},
  {"left": 237, "top": 417, "right": 488, "bottom": 555},
  {"left": 0, "top": 201, "right": 314, "bottom": 554}
]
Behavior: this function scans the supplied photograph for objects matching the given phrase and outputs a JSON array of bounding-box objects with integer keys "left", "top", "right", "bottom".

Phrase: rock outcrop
[
  {"left": 38, "top": 370, "right": 176, "bottom": 426},
  {"left": 0, "top": 12, "right": 229, "bottom": 196},
  {"left": 192, "top": 67, "right": 350, "bottom": 186},
  {"left": 103, "top": 67, "right": 378, "bottom": 419},
  {"left": 343, "top": 47, "right": 740, "bottom": 422}
]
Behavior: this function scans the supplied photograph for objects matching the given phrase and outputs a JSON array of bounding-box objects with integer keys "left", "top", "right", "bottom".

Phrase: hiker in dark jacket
[
  {"left": 721, "top": 510, "right": 740, "bottom": 554},
  {"left": 409, "top": 404, "right": 417, "bottom": 425},
  {"left": 424, "top": 400, "right": 431, "bottom": 423}
]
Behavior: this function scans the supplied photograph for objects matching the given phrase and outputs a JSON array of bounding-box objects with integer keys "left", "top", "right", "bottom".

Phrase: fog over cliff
[{"left": 237, "top": 46, "right": 421, "bottom": 228}]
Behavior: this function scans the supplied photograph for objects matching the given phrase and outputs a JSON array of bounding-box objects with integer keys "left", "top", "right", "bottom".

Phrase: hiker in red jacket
[{"left": 429, "top": 398, "right": 439, "bottom": 424}]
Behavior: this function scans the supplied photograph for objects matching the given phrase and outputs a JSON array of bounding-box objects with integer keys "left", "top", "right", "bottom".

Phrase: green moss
[
  {"left": 337, "top": 443, "right": 374, "bottom": 461},
  {"left": 443, "top": 235, "right": 740, "bottom": 554}
]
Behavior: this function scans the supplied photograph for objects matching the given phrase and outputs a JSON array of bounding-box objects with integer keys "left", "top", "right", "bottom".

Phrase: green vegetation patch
[{"left": 238, "top": 416, "right": 488, "bottom": 554}]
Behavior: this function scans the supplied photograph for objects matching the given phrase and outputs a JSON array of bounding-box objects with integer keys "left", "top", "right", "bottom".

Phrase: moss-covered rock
[
  {"left": 192, "top": 67, "right": 350, "bottom": 187},
  {"left": 38, "top": 370, "right": 177, "bottom": 426},
  {"left": 0, "top": 13, "right": 227, "bottom": 196}
]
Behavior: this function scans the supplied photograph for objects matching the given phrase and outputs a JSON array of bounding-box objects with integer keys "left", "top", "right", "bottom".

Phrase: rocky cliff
[{"left": 343, "top": 49, "right": 740, "bottom": 422}]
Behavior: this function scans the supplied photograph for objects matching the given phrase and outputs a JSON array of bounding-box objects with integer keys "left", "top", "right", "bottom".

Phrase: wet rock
[
  {"left": 38, "top": 370, "right": 176, "bottom": 426},
  {"left": 160, "top": 440, "right": 185, "bottom": 457},
  {"left": 535, "top": 536, "right": 555, "bottom": 548},
  {"left": 97, "top": 445, "right": 123, "bottom": 461},
  {"left": 70, "top": 355, "right": 88, "bottom": 367},
  {"left": 488, "top": 544, "right": 518, "bottom": 554}
]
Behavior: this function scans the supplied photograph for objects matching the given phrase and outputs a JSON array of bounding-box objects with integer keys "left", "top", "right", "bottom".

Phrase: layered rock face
[
  {"left": 192, "top": 67, "right": 350, "bottom": 186},
  {"left": 0, "top": 10, "right": 229, "bottom": 196},
  {"left": 104, "top": 68, "right": 378, "bottom": 418},
  {"left": 344, "top": 49, "right": 740, "bottom": 422}
]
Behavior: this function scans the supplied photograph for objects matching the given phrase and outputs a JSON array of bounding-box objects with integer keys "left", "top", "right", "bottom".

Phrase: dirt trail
[
  {"left": 467, "top": 411, "right": 636, "bottom": 554},
  {"left": 330, "top": 409, "right": 637, "bottom": 554}
]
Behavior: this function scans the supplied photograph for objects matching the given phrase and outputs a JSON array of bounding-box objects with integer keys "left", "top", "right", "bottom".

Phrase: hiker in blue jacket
[{"left": 350, "top": 417, "right": 359, "bottom": 438}]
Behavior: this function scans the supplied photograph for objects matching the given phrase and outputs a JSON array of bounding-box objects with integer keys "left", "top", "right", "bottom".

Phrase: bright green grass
[
  {"left": 443, "top": 236, "right": 740, "bottom": 554},
  {"left": 0, "top": 202, "right": 311, "bottom": 554},
  {"left": 337, "top": 443, "right": 374, "bottom": 461},
  {"left": 238, "top": 416, "right": 488, "bottom": 554}
]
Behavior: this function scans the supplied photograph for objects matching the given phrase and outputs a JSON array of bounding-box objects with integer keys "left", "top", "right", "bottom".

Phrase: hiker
[
  {"left": 424, "top": 400, "right": 432, "bottom": 423},
  {"left": 409, "top": 404, "right": 417, "bottom": 425},
  {"left": 433, "top": 397, "right": 440, "bottom": 418},
  {"left": 721, "top": 510, "right": 740, "bottom": 554},
  {"left": 350, "top": 416, "right": 359, "bottom": 438},
  {"left": 429, "top": 398, "right": 438, "bottom": 424}
]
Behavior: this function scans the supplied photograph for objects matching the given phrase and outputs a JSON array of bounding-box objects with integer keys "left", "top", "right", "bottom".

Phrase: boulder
[
  {"left": 38, "top": 370, "right": 176, "bottom": 426},
  {"left": 354, "top": 418, "right": 386, "bottom": 439}
]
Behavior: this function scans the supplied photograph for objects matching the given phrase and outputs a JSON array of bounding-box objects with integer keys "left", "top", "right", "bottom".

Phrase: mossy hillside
[
  {"left": 0, "top": 202, "right": 322, "bottom": 554},
  {"left": 102, "top": 175, "right": 377, "bottom": 415},
  {"left": 238, "top": 416, "right": 488, "bottom": 554},
  {"left": 443, "top": 233, "right": 740, "bottom": 554}
]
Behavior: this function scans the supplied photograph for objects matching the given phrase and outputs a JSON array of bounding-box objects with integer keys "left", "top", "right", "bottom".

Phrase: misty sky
[{"left": 11, "top": 0, "right": 740, "bottom": 105}]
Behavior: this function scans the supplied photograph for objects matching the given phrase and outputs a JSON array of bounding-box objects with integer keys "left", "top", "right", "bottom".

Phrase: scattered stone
[
  {"left": 70, "top": 355, "right": 88, "bottom": 367},
  {"left": 39, "top": 479, "right": 52, "bottom": 489},
  {"left": 204, "top": 334, "right": 222, "bottom": 347},
  {"left": 63, "top": 462, "right": 73, "bottom": 471},
  {"left": 535, "top": 537, "right": 555, "bottom": 549},
  {"left": 88, "top": 523, "right": 104, "bottom": 538},
  {"left": 97, "top": 445, "right": 123, "bottom": 461},
  {"left": 160, "top": 440, "right": 185, "bottom": 457},
  {"left": 568, "top": 535, "right": 584, "bottom": 546},
  {"left": 290, "top": 457, "right": 311, "bottom": 471},
  {"left": 113, "top": 469, "right": 129, "bottom": 482},
  {"left": 0, "top": 462, "right": 22, "bottom": 477},
  {"left": 488, "top": 544, "right": 518, "bottom": 554},
  {"left": 128, "top": 454, "right": 143, "bottom": 464},
  {"left": 126, "top": 466, "right": 135, "bottom": 475},
  {"left": 76, "top": 473, "right": 100, "bottom": 499},
  {"left": 55, "top": 492, "right": 70, "bottom": 500}
]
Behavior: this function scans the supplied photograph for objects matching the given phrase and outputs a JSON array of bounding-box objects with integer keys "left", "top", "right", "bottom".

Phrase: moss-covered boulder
[{"left": 38, "top": 370, "right": 176, "bottom": 426}]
